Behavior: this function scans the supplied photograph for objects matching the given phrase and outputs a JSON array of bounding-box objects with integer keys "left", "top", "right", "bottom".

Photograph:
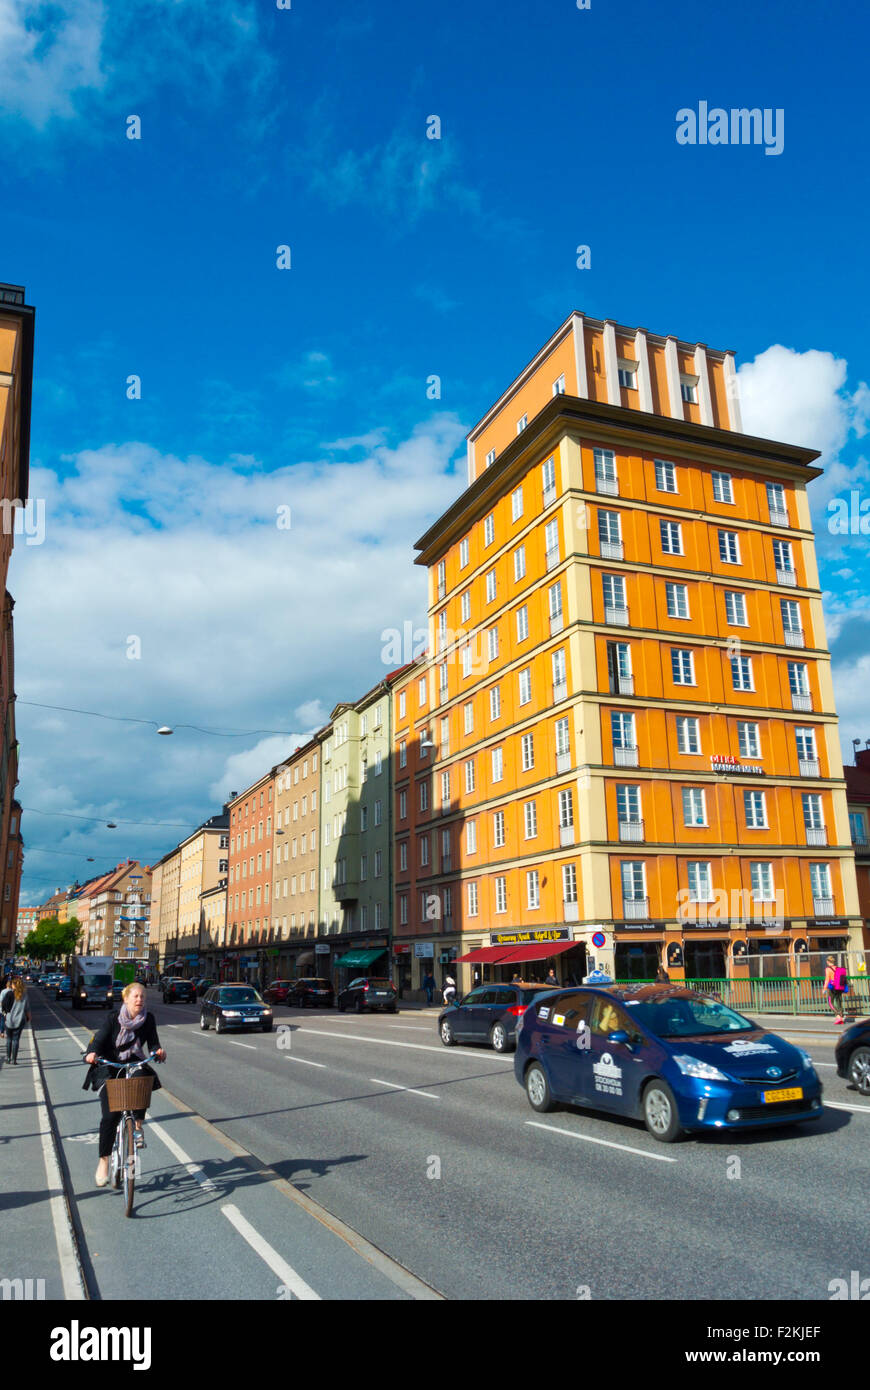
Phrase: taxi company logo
[
  {"left": 592, "top": 1051, "right": 622, "bottom": 1095},
  {"left": 724, "top": 1040, "right": 776, "bottom": 1056}
]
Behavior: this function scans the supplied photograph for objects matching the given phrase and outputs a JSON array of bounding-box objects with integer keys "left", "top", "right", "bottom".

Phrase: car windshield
[
  {"left": 218, "top": 989, "right": 260, "bottom": 1004},
  {"left": 82, "top": 974, "right": 111, "bottom": 987},
  {"left": 623, "top": 993, "right": 755, "bottom": 1038},
  {"left": 364, "top": 979, "right": 394, "bottom": 988},
  {"left": 300, "top": 979, "right": 329, "bottom": 987}
]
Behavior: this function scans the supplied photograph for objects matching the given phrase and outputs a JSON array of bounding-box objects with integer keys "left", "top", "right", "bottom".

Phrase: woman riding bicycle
[{"left": 83, "top": 982, "right": 165, "bottom": 1187}]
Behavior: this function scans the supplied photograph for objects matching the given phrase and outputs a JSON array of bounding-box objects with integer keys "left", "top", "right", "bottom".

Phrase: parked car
[
  {"left": 200, "top": 985, "right": 273, "bottom": 1033},
  {"left": 112, "top": 980, "right": 125, "bottom": 1003},
  {"left": 439, "top": 983, "right": 557, "bottom": 1053},
  {"left": 193, "top": 977, "right": 215, "bottom": 997},
  {"left": 162, "top": 977, "right": 196, "bottom": 1003},
  {"left": 835, "top": 1018, "right": 870, "bottom": 1096},
  {"left": 514, "top": 983, "right": 823, "bottom": 1142},
  {"left": 336, "top": 977, "right": 397, "bottom": 1014},
  {"left": 264, "top": 979, "right": 295, "bottom": 1004},
  {"left": 290, "top": 977, "right": 335, "bottom": 1008},
  {"left": 53, "top": 976, "right": 72, "bottom": 1001}
]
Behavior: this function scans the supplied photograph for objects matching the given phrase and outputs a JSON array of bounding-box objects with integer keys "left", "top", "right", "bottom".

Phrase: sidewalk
[{"left": 0, "top": 1022, "right": 85, "bottom": 1300}]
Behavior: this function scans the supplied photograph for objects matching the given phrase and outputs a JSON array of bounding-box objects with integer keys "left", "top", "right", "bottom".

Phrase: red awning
[
  {"left": 455, "top": 945, "right": 519, "bottom": 964},
  {"left": 496, "top": 940, "right": 577, "bottom": 964}
]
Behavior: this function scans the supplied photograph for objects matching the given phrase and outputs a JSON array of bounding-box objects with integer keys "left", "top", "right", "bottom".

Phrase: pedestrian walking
[
  {"left": 824, "top": 955, "right": 848, "bottom": 1025},
  {"left": 442, "top": 975, "right": 457, "bottom": 1007},
  {"left": 0, "top": 974, "right": 11, "bottom": 1037},
  {"left": 422, "top": 970, "right": 435, "bottom": 1006},
  {"left": 4, "top": 978, "right": 30, "bottom": 1064}
]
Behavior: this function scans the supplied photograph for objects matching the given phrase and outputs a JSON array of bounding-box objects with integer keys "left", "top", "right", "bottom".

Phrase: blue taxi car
[{"left": 514, "top": 983, "right": 823, "bottom": 1142}]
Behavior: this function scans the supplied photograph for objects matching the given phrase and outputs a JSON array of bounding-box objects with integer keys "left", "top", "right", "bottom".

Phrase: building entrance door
[{"left": 683, "top": 939, "right": 727, "bottom": 981}]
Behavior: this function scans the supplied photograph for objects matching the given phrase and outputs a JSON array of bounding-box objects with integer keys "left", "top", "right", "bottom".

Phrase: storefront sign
[
  {"left": 812, "top": 918, "right": 848, "bottom": 929},
  {"left": 414, "top": 942, "right": 434, "bottom": 957},
  {"left": 490, "top": 928, "right": 572, "bottom": 945},
  {"left": 315, "top": 944, "right": 330, "bottom": 954},
  {"left": 393, "top": 944, "right": 411, "bottom": 955},
  {"left": 710, "top": 755, "right": 765, "bottom": 776}
]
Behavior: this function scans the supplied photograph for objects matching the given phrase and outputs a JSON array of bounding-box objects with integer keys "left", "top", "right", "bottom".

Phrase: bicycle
[{"left": 85, "top": 1050, "right": 162, "bottom": 1217}]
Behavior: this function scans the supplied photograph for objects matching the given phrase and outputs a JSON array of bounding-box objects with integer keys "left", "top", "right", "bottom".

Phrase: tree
[{"left": 23, "top": 917, "right": 82, "bottom": 962}]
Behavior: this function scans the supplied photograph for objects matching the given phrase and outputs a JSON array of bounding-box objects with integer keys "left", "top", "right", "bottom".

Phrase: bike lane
[{"left": 31, "top": 995, "right": 440, "bottom": 1301}]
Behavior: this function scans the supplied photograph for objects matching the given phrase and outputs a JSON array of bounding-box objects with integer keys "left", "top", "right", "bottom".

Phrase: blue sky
[{"left": 2, "top": 0, "right": 869, "bottom": 901}]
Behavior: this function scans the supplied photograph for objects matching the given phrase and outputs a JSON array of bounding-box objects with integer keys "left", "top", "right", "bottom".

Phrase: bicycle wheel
[
  {"left": 122, "top": 1115, "right": 135, "bottom": 1217},
  {"left": 111, "top": 1124, "right": 122, "bottom": 1189}
]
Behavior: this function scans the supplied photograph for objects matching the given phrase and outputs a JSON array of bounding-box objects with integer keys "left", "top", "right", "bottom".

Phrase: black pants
[
  {"left": 98, "top": 1086, "right": 145, "bottom": 1158},
  {"left": 5, "top": 1025, "right": 23, "bottom": 1062}
]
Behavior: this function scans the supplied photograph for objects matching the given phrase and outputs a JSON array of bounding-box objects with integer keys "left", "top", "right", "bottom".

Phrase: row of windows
[
  {"left": 231, "top": 785, "right": 273, "bottom": 823},
  {"left": 611, "top": 710, "right": 819, "bottom": 763},
  {"left": 229, "top": 851, "right": 272, "bottom": 883},
  {"left": 615, "top": 785, "right": 827, "bottom": 832},
  {"left": 620, "top": 859, "right": 833, "bottom": 904},
  {"left": 276, "top": 754, "right": 318, "bottom": 791},
  {"left": 231, "top": 884, "right": 272, "bottom": 909},
  {"left": 275, "top": 871, "right": 317, "bottom": 898},
  {"left": 277, "top": 794, "right": 317, "bottom": 824}
]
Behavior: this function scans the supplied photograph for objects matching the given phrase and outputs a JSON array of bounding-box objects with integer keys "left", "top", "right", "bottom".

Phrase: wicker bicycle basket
[{"left": 105, "top": 1074, "right": 154, "bottom": 1113}]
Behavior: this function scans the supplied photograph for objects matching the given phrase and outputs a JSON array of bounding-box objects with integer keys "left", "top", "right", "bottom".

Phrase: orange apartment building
[
  {"left": 226, "top": 771, "right": 276, "bottom": 982},
  {"left": 397, "top": 311, "right": 862, "bottom": 993},
  {"left": 844, "top": 745, "right": 870, "bottom": 948}
]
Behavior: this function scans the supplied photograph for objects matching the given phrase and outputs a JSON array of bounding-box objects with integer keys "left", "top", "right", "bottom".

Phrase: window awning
[
  {"left": 333, "top": 948, "right": 386, "bottom": 969},
  {"left": 496, "top": 940, "right": 578, "bottom": 965},
  {"left": 456, "top": 946, "right": 518, "bottom": 964}
]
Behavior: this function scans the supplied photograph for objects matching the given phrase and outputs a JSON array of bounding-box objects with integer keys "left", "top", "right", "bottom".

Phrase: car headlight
[
  {"left": 672, "top": 1054, "right": 728, "bottom": 1081},
  {"left": 798, "top": 1048, "right": 816, "bottom": 1072},
  {"left": 224, "top": 1010, "right": 241, "bottom": 1017}
]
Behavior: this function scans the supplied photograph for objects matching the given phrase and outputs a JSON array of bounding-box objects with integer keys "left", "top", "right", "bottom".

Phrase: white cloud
[
  {"left": 0, "top": 0, "right": 107, "bottom": 127},
  {"left": 13, "top": 416, "right": 466, "bottom": 898}
]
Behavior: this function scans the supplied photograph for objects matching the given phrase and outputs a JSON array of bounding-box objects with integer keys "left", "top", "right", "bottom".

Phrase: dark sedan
[
  {"left": 337, "top": 977, "right": 397, "bottom": 1014},
  {"left": 264, "top": 979, "right": 295, "bottom": 1004},
  {"left": 162, "top": 977, "right": 196, "bottom": 1003},
  {"left": 54, "top": 976, "right": 72, "bottom": 1001},
  {"left": 290, "top": 977, "right": 335, "bottom": 1008},
  {"left": 200, "top": 985, "right": 273, "bottom": 1034},
  {"left": 835, "top": 1018, "right": 870, "bottom": 1096},
  {"left": 439, "top": 983, "right": 557, "bottom": 1052}
]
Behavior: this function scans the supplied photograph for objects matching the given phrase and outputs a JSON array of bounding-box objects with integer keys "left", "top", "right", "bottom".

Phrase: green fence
[{"left": 614, "top": 976, "right": 870, "bottom": 1016}]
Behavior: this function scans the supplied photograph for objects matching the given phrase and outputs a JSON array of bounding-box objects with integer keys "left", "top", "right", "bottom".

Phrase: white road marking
[
  {"left": 526, "top": 1120, "right": 678, "bottom": 1163},
  {"left": 297, "top": 1027, "right": 511, "bottom": 1061},
  {"left": 227, "top": 1041, "right": 257, "bottom": 1050},
  {"left": 221, "top": 1204, "right": 320, "bottom": 1300},
  {"left": 812, "top": 1061, "right": 836, "bottom": 1068},
  {"left": 825, "top": 1101, "right": 870, "bottom": 1114},
  {"left": 148, "top": 1121, "right": 219, "bottom": 1193},
  {"left": 387, "top": 1026, "right": 429, "bottom": 1033},
  {"left": 369, "top": 1078, "right": 440, "bottom": 1100},
  {"left": 27, "top": 1033, "right": 88, "bottom": 1299},
  {"left": 283, "top": 1055, "right": 326, "bottom": 1068}
]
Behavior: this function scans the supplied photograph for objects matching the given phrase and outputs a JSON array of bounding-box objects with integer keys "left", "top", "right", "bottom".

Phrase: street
[{"left": 20, "top": 989, "right": 870, "bottom": 1301}]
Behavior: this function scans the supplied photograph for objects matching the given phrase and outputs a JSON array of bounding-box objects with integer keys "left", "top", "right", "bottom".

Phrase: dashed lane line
[
  {"left": 283, "top": 1055, "right": 327, "bottom": 1068},
  {"left": 526, "top": 1120, "right": 678, "bottom": 1163},
  {"left": 369, "top": 1078, "right": 440, "bottom": 1100},
  {"left": 226, "top": 1041, "right": 257, "bottom": 1050}
]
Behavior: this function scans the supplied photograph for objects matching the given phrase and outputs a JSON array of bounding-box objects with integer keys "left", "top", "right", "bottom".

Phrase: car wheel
[
  {"left": 643, "top": 1080, "right": 682, "bottom": 1142},
  {"left": 525, "top": 1062, "right": 555, "bottom": 1112},
  {"left": 440, "top": 1019, "right": 455, "bottom": 1047},
  {"left": 848, "top": 1046, "right": 870, "bottom": 1097},
  {"left": 489, "top": 1022, "right": 511, "bottom": 1053},
  {"left": 215, "top": 1015, "right": 225, "bottom": 1034},
  {"left": 199, "top": 1013, "right": 209, "bottom": 1031}
]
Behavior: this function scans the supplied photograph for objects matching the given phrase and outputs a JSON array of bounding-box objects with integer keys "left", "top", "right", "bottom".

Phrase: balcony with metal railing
[
  {"left": 546, "top": 547, "right": 560, "bottom": 572},
  {"left": 776, "top": 567, "right": 797, "bottom": 586},
  {"left": 784, "top": 629, "right": 805, "bottom": 648},
  {"left": 563, "top": 900, "right": 579, "bottom": 922},
  {"left": 618, "top": 820, "right": 645, "bottom": 842},
  {"left": 550, "top": 611, "right": 564, "bottom": 635},
  {"left": 805, "top": 826, "right": 827, "bottom": 846},
  {"left": 543, "top": 484, "right": 557, "bottom": 508},
  {"left": 605, "top": 605, "right": 629, "bottom": 626},
  {"left": 799, "top": 758, "right": 820, "bottom": 777},
  {"left": 600, "top": 540, "right": 624, "bottom": 561},
  {"left": 769, "top": 508, "right": 790, "bottom": 527},
  {"left": 559, "top": 822, "right": 575, "bottom": 846},
  {"left": 556, "top": 751, "right": 571, "bottom": 773},
  {"left": 614, "top": 745, "right": 639, "bottom": 767},
  {"left": 596, "top": 476, "right": 619, "bottom": 497},
  {"left": 552, "top": 680, "right": 568, "bottom": 704},
  {"left": 812, "top": 897, "right": 835, "bottom": 916},
  {"left": 791, "top": 692, "right": 813, "bottom": 712},
  {"left": 623, "top": 898, "right": 649, "bottom": 920},
  {"left": 612, "top": 673, "right": 634, "bottom": 696}
]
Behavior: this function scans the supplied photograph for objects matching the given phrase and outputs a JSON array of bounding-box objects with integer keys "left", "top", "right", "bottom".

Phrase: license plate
[
  {"left": 245, "top": 1015, "right": 260, "bottom": 1022},
  {"left": 763, "top": 1087, "right": 803, "bottom": 1103}
]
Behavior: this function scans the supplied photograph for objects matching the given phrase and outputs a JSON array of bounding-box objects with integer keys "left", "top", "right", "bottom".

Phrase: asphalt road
[{"left": 33, "top": 991, "right": 870, "bottom": 1301}]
